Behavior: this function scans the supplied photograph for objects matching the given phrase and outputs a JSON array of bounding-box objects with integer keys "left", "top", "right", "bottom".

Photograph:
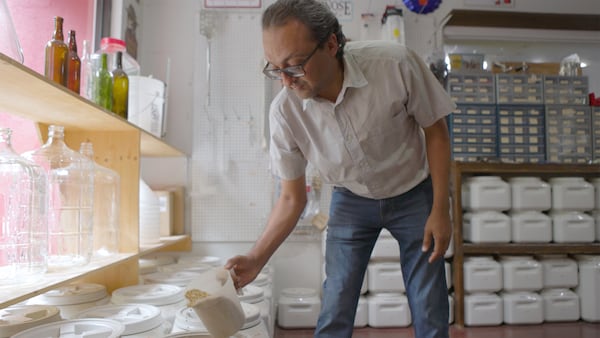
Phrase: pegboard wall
[
  {"left": 190, "top": 9, "right": 330, "bottom": 243},
  {"left": 190, "top": 10, "right": 271, "bottom": 242}
]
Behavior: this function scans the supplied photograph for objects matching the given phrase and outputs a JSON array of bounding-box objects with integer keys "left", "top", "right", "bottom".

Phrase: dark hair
[{"left": 262, "top": 0, "right": 346, "bottom": 60}]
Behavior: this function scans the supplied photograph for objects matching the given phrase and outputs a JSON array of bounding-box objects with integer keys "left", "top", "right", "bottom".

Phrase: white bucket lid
[
  {"left": 237, "top": 285, "right": 264, "bottom": 303},
  {"left": 176, "top": 255, "right": 222, "bottom": 267},
  {"left": 143, "top": 271, "right": 202, "bottom": 287},
  {"left": 159, "top": 262, "right": 213, "bottom": 274},
  {"left": 280, "top": 288, "right": 318, "bottom": 299},
  {"left": 139, "top": 253, "right": 177, "bottom": 266},
  {"left": 250, "top": 273, "right": 270, "bottom": 287},
  {"left": 76, "top": 303, "right": 164, "bottom": 335},
  {"left": 10, "top": 318, "right": 125, "bottom": 338},
  {"left": 111, "top": 284, "right": 184, "bottom": 306},
  {"left": 0, "top": 305, "right": 61, "bottom": 337},
  {"left": 240, "top": 302, "right": 261, "bottom": 329},
  {"left": 163, "top": 332, "right": 212, "bottom": 338},
  {"left": 30, "top": 283, "right": 108, "bottom": 305},
  {"left": 174, "top": 302, "right": 260, "bottom": 332},
  {"left": 138, "top": 259, "right": 159, "bottom": 275}
]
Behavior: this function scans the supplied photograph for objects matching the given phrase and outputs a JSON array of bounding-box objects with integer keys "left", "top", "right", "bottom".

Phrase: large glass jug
[
  {"left": 22, "top": 125, "right": 94, "bottom": 270},
  {"left": 0, "top": 128, "right": 47, "bottom": 284},
  {"left": 79, "top": 142, "right": 120, "bottom": 256},
  {"left": 0, "top": 0, "right": 24, "bottom": 63}
]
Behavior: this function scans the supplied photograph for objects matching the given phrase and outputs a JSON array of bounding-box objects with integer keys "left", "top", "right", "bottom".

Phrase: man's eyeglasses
[{"left": 262, "top": 42, "right": 323, "bottom": 80}]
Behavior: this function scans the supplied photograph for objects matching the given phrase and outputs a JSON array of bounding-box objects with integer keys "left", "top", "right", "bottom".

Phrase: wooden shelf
[
  {"left": 450, "top": 161, "right": 600, "bottom": 328},
  {"left": 0, "top": 53, "right": 184, "bottom": 158},
  {"left": 0, "top": 52, "right": 192, "bottom": 309},
  {"left": 0, "top": 253, "right": 136, "bottom": 309},
  {"left": 446, "top": 10, "right": 600, "bottom": 31},
  {"left": 452, "top": 161, "right": 600, "bottom": 176},
  {"left": 140, "top": 235, "right": 193, "bottom": 255},
  {"left": 0, "top": 235, "right": 192, "bottom": 309},
  {"left": 463, "top": 243, "right": 600, "bottom": 255}
]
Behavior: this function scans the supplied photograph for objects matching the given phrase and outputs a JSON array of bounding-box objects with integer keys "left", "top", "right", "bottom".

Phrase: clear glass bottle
[
  {"left": 93, "top": 53, "right": 113, "bottom": 110},
  {"left": 21, "top": 125, "right": 94, "bottom": 270},
  {"left": 44, "top": 16, "right": 68, "bottom": 85},
  {"left": 80, "top": 40, "right": 94, "bottom": 100},
  {"left": 0, "top": 128, "right": 48, "bottom": 284},
  {"left": 79, "top": 142, "right": 120, "bottom": 257},
  {"left": 0, "top": 0, "right": 24, "bottom": 63},
  {"left": 65, "top": 30, "right": 81, "bottom": 94},
  {"left": 112, "top": 51, "right": 129, "bottom": 119}
]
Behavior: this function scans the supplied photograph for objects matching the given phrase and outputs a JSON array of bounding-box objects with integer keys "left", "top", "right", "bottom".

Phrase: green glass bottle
[
  {"left": 112, "top": 51, "right": 129, "bottom": 119},
  {"left": 94, "top": 53, "right": 113, "bottom": 110}
]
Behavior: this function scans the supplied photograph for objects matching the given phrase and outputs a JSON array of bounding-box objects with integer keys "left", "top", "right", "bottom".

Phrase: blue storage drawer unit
[
  {"left": 545, "top": 104, "right": 592, "bottom": 163},
  {"left": 447, "top": 73, "right": 496, "bottom": 104},
  {"left": 449, "top": 104, "right": 497, "bottom": 162},
  {"left": 593, "top": 107, "right": 600, "bottom": 162},
  {"left": 543, "top": 75, "right": 588, "bottom": 105},
  {"left": 496, "top": 74, "right": 544, "bottom": 104},
  {"left": 497, "top": 105, "right": 545, "bottom": 163}
]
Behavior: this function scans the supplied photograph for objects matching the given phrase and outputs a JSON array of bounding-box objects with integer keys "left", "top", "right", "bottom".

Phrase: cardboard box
[
  {"left": 151, "top": 186, "right": 185, "bottom": 236},
  {"left": 154, "top": 190, "right": 174, "bottom": 236}
]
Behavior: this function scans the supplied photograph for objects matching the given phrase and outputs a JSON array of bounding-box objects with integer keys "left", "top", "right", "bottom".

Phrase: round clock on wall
[{"left": 403, "top": 0, "right": 442, "bottom": 14}]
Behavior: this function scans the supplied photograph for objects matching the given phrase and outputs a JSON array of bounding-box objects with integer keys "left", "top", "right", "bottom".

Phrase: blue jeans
[{"left": 315, "top": 177, "right": 449, "bottom": 338}]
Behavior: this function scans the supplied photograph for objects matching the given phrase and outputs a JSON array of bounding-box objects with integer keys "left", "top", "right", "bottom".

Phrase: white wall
[{"left": 139, "top": 0, "right": 600, "bottom": 298}]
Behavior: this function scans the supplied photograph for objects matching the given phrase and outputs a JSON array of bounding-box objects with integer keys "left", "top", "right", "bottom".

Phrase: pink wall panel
[
  {"left": 1, "top": 0, "right": 94, "bottom": 153},
  {"left": 6, "top": 0, "right": 95, "bottom": 73}
]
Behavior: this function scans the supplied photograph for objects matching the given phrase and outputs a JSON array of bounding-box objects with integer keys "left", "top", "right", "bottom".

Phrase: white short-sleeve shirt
[{"left": 269, "top": 40, "right": 456, "bottom": 199}]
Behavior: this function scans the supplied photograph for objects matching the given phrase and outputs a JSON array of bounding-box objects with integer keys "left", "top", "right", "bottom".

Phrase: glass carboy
[
  {"left": 22, "top": 125, "right": 94, "bottom": 270},
  {"left": 0, "top": 128, "right": 48, "bottom": 284},
  {"left": 0, "top": 0, "right": 24, "bottom": 63},
  {"left": 79, "top": 142, "right": 120, "bottom": 256}
]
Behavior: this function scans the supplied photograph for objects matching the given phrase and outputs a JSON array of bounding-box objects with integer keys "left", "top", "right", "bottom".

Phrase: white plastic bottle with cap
[
  {"left": 381, "top": 6, "right": 405, "bottom": 45},
  {"left": 96, "top": 37, "right": 140, "bottom": 76}
]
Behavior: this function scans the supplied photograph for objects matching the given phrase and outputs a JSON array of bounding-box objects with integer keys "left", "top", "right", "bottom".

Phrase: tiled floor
[{"left": 274, "top": 322, "right": 600, "bottom": 338}]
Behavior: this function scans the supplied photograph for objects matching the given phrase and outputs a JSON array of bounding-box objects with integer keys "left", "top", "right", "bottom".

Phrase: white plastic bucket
[
  {"left": 0, "top": 305, "right": 61, "bottom": 337},
  {"left": 111, "top": 283, "right": 186, "bottom": 325},
  {"left": 367, "top": 261, "right": 405, "bottom": 293},
  {"left": 549, "top": 177, "right": 595, "bottom": 211},
  {"left": 508, "top": 177, "right": 551, "bottom": 211},
  {"left": 26, "top": 283, "right": 110, "bottom": 319},
  {"left": 541, "top": 288, "right": 580, "bottom": 322},
  {"left": 77, "top": 303, "right": 171, "bottom": 337},
  {"left": 463, "top": 257, "right": 502, "bottom": 293},
  {"left": 462, "top": 176, "right": 510, "bottom": 211},
  {"left": 11, "top": 318, "right": 124, "bottom": 338},
  {"left": 464, "top": 293, "right": 503, "bottom": 326},
  {"left": 501, "top": 291, "right": 543, "bottom": 324},
  {"left": 367, "top": 292, "right": 411, "bottom": 328},
  {"left": 510, "top": 211, "right": 552, "bottom": 243},
  {"left": 463, "top": 211, "right": 511, "bottom": 243},
  {"left": 277, "top": 288, "right": 320, "bottom": 329},
  {"left": 500, "top": 256, "right": 543, "bottom": 292}
]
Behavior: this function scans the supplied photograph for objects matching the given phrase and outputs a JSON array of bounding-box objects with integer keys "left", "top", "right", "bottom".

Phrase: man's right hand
[{"left": 224, "top": 254, "right": 261, "bottom": 290}]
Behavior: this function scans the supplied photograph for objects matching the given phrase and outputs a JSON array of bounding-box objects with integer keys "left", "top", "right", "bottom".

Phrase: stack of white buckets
[
  {"left": 276, "top": 219, "right": 455, "bottom": 330},
  {"left": 462, "top": 175, "right": 600, "bottom": 326},
  {"left": 1, "top": 253, "right": 274, "bottom": 337}
]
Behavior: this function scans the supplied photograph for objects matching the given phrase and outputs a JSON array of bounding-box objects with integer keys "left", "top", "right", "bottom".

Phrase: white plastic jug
[{"left": 185, "top": 267, "right": 245, "bottom": 338}]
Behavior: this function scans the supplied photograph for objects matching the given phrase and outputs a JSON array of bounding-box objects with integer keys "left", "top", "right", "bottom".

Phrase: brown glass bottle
[
  {"left": 65, "top": 30, "right": 81, "bottom": 94},
  {"left": 44, "top": 16, "right": 68, "bottom": 85},
  {"left": 112, "top": 51, "right": 129, "bottom": 119}
]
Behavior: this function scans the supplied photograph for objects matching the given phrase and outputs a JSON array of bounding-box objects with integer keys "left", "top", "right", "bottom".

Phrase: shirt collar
[{"left": 302, "top": 52, "right": 369, "bottom": 110}]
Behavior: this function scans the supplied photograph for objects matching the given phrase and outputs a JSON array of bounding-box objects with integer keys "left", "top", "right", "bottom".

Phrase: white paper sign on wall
[
  {"left": 324, "top": 0, "right": 354, "bottom": 21},
  {"left": 204, "top": 0, "right": 262, "bottom": 9}
]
